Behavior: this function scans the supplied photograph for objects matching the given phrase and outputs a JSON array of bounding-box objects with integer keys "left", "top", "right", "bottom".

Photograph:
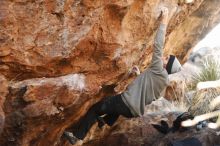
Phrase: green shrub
[{"left": 189, "top": 57, "right": 220, "bottom": 90}]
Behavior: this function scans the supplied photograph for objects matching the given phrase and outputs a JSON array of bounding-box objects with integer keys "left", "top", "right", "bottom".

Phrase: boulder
[
  {"left": 1, "top": 0, "right": 220, "bottom": 145},
  {"left": 0, "top": 74, "right": 101, "bottom": 146}
]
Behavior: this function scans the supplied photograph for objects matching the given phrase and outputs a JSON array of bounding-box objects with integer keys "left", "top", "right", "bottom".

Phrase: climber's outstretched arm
[{"left": 150, "top": 8, "right": 169, "bottom": 72}]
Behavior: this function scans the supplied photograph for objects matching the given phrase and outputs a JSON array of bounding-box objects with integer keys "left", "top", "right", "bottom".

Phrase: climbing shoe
[
  {"left": 63, "top": 131, "right": 78, "bottom": 145},
  {"left": 152, "top": 120, "right": 170, "bottom": 134},
  {"left": 152, "top": 112, "right": 194, "bottom": 134},
  {"left": 172, "top": 112, "right": 194, "bottom": 132}
]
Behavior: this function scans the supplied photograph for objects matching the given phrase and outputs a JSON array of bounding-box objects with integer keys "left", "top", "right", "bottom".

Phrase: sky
[{"left": 193, "top": 23, "right": 220, "bottom": 52}]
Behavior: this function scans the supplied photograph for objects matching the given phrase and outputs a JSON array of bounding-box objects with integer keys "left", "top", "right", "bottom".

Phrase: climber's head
[{"left": 163, "top": 55, "right": 182, "bottom": 74}]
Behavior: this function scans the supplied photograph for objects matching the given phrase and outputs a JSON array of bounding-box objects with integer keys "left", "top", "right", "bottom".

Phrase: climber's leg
[
  {"left": 64, "top": 94, "right": 133, "bottom": 142},
  {"left": 98, "top": 94, "right": 133, "bottom": 127},
  {"left": 96, "top": 94, "right": 133, "bottom": 118},
  {"left": 102, "top": 114, "right": 119, "bottom": 126},
  {"left": 70, "top": 99, "right": 105, "bottom": 140}
]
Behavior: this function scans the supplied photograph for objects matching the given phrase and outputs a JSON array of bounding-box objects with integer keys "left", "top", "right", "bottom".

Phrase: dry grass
[
  {"left": 170, "top": 90, "right": 189, "bottom": 113},
  {"left": 168, "top": 79, "right": 191, "bottom": 113}
]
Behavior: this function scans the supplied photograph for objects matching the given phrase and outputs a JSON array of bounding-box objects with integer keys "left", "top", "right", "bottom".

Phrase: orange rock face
[
  {"left": 1, "top": 0, "right": 220, "bottom": 145},
  {"left": 0, "top": 75, "right": 8, "bottom": 134}
]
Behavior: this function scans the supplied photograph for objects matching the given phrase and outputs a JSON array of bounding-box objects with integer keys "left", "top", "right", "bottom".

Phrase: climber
[{"left": 62, "top": 7, "right": 182, "bottom": 145}]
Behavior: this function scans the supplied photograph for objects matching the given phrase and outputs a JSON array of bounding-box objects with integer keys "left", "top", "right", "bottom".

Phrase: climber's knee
[{"left": 99, "top": 102, "right": 108, "bottom": 113}]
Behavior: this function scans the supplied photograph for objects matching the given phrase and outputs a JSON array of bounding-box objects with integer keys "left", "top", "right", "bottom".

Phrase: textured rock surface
[
  {"left": 84, "top": 120, "right": 220, "bottom": 146},
  {"left": 1, "top": 0, "right": 220, "bottom": 146},
  {"left": 0, "top": 75, "right": 8, "bottom": 134},
  {"left": 1, "top": 0, "right": 220, "bottom": 82}
]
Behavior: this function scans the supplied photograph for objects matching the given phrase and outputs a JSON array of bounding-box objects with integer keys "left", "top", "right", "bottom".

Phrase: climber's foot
[{"left": 63, "top": 131, "right": 78, "bottom": 145}]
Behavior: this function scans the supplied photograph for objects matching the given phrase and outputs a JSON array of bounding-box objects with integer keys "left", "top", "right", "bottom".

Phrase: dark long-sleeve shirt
[{"left": 121, "top": 24, "right": 169, "bottom": 117}]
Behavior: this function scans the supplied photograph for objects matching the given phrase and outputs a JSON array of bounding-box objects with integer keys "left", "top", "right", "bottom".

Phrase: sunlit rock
[{"left": 1, "top": 0, "right": 220, "bottom": 145}]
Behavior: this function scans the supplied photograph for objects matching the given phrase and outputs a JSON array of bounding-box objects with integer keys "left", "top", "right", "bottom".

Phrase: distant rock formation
[{"left": 189, "top": 46, "right": 220, "bottom": 65}]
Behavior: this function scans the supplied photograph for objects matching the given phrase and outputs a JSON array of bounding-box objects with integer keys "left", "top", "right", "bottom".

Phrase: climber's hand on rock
[
  {"left": 131, "top": 65, "right": 140, "bottom": 75},
  {"left": 161, "top": 7, "right": 169, "bottom": 16},
  {"left": 161, "top": 7, "right": 169, "bottom": 25}
]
